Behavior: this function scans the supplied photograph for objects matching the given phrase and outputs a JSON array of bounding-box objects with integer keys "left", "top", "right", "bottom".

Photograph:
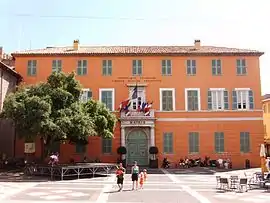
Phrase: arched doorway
[{"left": 127, "top": 130, "right": 148, "bottom": 166}]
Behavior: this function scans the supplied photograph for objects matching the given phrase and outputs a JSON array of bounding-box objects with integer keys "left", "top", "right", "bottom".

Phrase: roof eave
[
  {"left": 0, "top": 61, "right": 23, "bottom": 81},
  {"left": 11, "top": 52, "right": 264, "bottom": 57}
]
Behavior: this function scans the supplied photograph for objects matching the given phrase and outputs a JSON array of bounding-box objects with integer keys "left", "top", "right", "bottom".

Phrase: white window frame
[
  {"left": 209, "top": 88, "right": 225, "bottom": 110},
  {"left": 185, "top": 88, "right": 201, "bottom": 111},
  {"left": 80, "top": 88, "right": 92, "bottom": 103},
  {"left": 234, "top": 88, "right": 250, "bottom": 110},
  {"left": 159, "top": 88, "right": 176, "bottom": 111},
  {"left": 99, "top": 88, "right": 115, "bottom": 111}
]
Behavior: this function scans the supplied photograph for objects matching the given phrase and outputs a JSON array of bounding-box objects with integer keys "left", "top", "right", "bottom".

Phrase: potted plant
[
  {"left": 149, "top": 146, "right": 159, "bottom": 168},
  {"left": 117, "top": 146, "right": 127, "bottom": 167}
]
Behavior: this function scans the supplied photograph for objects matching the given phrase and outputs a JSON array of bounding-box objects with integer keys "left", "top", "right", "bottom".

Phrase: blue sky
[{"left": 1, "top": 0, "right": 269, "bottom": 94}]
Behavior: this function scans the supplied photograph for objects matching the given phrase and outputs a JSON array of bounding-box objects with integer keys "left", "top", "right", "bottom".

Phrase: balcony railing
[{"left": 120, "top": 109, "right": 155, "bottom": 118}]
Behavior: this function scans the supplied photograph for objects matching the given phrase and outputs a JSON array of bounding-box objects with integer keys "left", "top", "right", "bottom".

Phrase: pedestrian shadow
[{"left": 104, "top": 189, "right": 133, "bottom": 194}]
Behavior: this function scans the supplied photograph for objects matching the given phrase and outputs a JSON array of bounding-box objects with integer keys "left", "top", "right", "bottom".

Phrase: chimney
[
  {"left": 73, "top": 39, "right": 79, "bottom": 50},
  {"left": 194, "top": 39, "right": 201, "bottom": 49}
]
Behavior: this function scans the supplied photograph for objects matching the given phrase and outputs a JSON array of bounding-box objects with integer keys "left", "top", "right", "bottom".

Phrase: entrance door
[{"left": 127, "top": 130, "right": 148, "bottom": 166}]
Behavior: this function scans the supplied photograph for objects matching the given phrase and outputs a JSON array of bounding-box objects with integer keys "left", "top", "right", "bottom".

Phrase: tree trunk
[{"left": 40, "top": 137, "right": 51, "bottom": 162}]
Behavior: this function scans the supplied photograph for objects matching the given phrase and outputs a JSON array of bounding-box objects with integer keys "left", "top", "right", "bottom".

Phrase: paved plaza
[{"left": 0, "top": 167, "right": 269, "bottom": 203}]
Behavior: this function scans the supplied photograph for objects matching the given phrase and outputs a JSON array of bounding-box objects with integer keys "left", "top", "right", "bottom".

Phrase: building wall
[
  {"left": 13, "top": 54, "right": 264, "bottom": 168},
  {"left": 0, "top": 69, "right": 17, "bottom": 157}
]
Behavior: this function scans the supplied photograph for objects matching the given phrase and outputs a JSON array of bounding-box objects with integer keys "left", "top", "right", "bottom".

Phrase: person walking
[
  {"left": 131, "top": 161, "right": 139, "bottom": 190},
  {"left": 116, "top": 163, "right": 126, "bottom": 191}
]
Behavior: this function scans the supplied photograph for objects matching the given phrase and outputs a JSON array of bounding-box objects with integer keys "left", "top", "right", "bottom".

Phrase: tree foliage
[{"left": 0, "top": 72, "right": 117, "bottom": 155}]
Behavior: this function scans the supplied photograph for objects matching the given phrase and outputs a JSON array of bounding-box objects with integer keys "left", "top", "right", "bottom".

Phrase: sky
[{"left": 0, "top": 0, "right": 269, "bottom": 94}]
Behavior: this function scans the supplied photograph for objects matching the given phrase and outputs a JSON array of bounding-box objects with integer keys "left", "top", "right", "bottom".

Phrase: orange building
[
  {"left": 262, "top": 94, "right": 270, "bottom": 156},
  {"left": 12, "top": 40, "right": 264, "bottom": 168}
]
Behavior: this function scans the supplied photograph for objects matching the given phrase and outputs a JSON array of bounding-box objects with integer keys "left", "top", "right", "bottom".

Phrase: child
[
  {"left": 139, "top": 171, "right": 145, "bottom": 189},
  {"left": 143, "top": 169, "right": 147, "bottom": 181}
]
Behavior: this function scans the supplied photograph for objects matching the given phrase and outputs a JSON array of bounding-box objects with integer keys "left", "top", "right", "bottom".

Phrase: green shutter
[
  {"left": 189, "top": 132, "right": 199, "bottom": 153},
  {"left": 224, "top": 90, "right": 229, "bottom": 110},
  {"left": 138, "top": 60, "right": 142, "bottom": 75},
  {"left": 215, "top": 132, "right": 224, "bottom": 153},
  {"left": 240, "top": 132, "right": 250, "bottom": 153},
  {"left": 212, "top": 60, "right": 216, "bottom": 75},
  {"left": 163, "top": 133, "right": 173, "bottom": 153},
  {"left": 102, "top": 60, "right": 107, "bottom": 75},
  {"left": 77, "top": 60, "right": 82, "bottom": 75},
  {"left": 52, "top": 60, "right": 56, "bottom": 72},
  {"left": 132, "top": 60, "right": 137, "bottom": 75},
  {"left": 248, "top": 90, "right": 254, "bottom": 109},
  {"left": 208, "top": 90, "right": 212, "bottom": 110},
  {"left": 167, "top": 60, "right": 172, "bottom": 75},
  {"left": 232, "top": 90, "right": 237, "bottom": 110},
  {"left": 217, "top": 60, "right": 222, "bottom": 75},
  {"left": 192, "top": 60, "right": 196, "bottom": 75},
  {"left": 108, "top": 60, "right": 112, "bottom": 75},
  {"left": 102, "top": 138, "right": 112, "bottom": 154},
  {"left": 162, "top": 60, "right": 166, "bottom": 75},
  {"left": 186, "top": 60, "right": 191, "bottom": 75},
  {"left": 162, "top": 91, "right": 167, "bottom": 111}
]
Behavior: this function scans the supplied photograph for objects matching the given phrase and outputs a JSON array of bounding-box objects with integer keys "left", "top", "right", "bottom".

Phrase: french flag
[
  {"left": 119, "top": 99, "right": 130, "bottom": 111},
  {"left": 144, "top": 101, "right": 153, "bottom": 116}
]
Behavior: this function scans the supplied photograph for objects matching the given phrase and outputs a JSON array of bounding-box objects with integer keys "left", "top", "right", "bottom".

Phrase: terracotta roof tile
[{"left": 11, "top": 45, "right": 264, "bottom": 56}]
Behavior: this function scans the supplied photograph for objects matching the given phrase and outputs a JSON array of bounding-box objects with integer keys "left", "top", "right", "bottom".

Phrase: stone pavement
[{"left": 0, "top": 167, "right": 269, "bottom": 203}]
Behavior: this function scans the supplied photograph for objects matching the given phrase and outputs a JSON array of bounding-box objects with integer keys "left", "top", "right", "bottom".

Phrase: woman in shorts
[{"left": 131, "top": 161, "right": 139, "bottom": 190}]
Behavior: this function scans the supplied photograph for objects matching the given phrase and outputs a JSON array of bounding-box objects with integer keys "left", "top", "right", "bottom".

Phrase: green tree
[{"left": 0, "top": 72, "right": 117, "bottom": 158}]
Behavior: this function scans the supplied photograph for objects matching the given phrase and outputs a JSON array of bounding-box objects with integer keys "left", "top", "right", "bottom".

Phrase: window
[
  {"left": 129, "top": 87, "right": 145, "bottom": 110},
  {"left": 236, "top": 59, "right": 247, "bottom": 75},
  {"left": 80, "top": 88, "right": 92, "bottom": 102},
  {"left": 76, "top": 144, "right": 86, "bottom": 153},
  {"left": 159, "top": 88, "right": 175, "bottom": 111},
  {"left": 215, "top": 132, "right": 224, "bottom": 153},
  {"left": 163, "top": 132, "right": 173, "bottom": 153},
  {"left": 102, "top": 60, "right": 112, "bottom": 76},
  {"left": 232, "top": 89, "right": 254, "bottom": 110},
  {"left": 240, "top": 132, "right": 250, "bottom": 153},
  {"left": 52, "top": 60, "right": 62, "bottom": 72},
  {"left": 132, "top": 60, "right": 142, "bottom": 75},
  {"left": 208, "top": 89, "right": 229, "bottom": 110},
  {"left": 27, "top": 60, "right": 37, "bottom": 76},
  {"left": 189, "top": 132, "right": 199, "bottom": 153},
  {"left": 99, "top": 88, "right": 115, "bottom": 111},
  {"left": 77, "top": 60, "right": 87, "bottom": 75},
  {"left": 162, "top": 60, "right": 172, "bottom": 75},
  {"left": 102, "top": 138, "right": 112, "bottom": 154},
  {"left": 185, "top": 88, "right": 200, "bottom": 111},
  {"left": 212, "top": 59, "right": 222, "bottom": 75},
  {"left": 186, "top": 60, "right": 196, "bottom": 75}
]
